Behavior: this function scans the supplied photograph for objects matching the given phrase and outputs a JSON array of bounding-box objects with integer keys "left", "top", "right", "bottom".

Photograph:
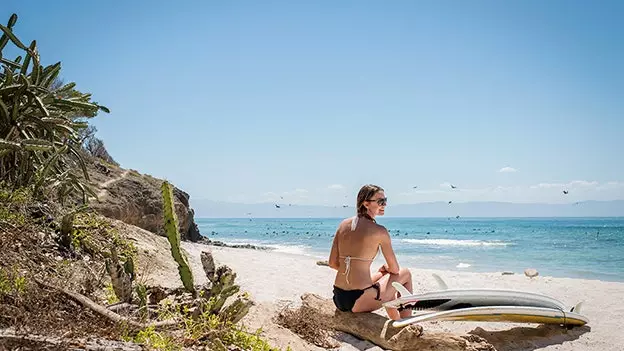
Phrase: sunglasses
[{"left": 366, "top": 197, "right": 388, "bottom": 206}]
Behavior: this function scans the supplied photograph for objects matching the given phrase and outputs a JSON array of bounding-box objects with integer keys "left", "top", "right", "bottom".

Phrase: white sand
[
  {"left": 186, "top": 244, "right": 624, "bottom": 351},
  {"left": 128, "top": 223, "right": 623, "bottom": 351}
]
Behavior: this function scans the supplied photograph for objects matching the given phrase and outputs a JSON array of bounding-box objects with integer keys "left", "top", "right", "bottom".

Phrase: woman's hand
[{"left": 378, "top": 264, "right": 389, "bottom": 274}]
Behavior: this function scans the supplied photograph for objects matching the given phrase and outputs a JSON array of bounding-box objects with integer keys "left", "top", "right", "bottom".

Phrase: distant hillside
[{"left": 190, "top": 199, "right": 624, "bottom": 218}]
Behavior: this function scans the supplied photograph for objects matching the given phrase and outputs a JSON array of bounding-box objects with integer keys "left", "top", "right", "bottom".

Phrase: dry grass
[{"left": 274, "top": 304, "right": 339, "bottom": 349}]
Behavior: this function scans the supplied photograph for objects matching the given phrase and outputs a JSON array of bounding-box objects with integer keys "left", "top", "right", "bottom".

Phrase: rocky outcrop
[{"left": 89, "top": 165, "right": 204, "bottom": 242}]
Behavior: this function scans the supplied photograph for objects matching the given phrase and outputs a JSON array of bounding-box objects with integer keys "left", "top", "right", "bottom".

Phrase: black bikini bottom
[{"left": 332, "top": 283, "right": 381, "bottom": 312}]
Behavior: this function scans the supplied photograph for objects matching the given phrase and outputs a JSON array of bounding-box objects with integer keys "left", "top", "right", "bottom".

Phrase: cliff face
[{"left": 87, "top": 163, "right": 203, "bottom": 242}]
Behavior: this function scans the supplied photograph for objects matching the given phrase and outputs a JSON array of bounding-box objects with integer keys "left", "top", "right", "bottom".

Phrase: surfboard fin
[
  {"left": 432, "top": 273, "right": 448, "bottom": 290},
  {"left": 392, "top": 282, "right": 411, "bottom": 297},
  {"left": 571, "top": 301, "right": 583, "bottom": 313}
]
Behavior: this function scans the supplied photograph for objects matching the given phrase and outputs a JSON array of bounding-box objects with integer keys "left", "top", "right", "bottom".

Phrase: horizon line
[
  {"left": 195, "top": 215, "right": 624, "bottom": 219},
  {"left": 191, "top": 199, "right": 624, "bottom": 206}
]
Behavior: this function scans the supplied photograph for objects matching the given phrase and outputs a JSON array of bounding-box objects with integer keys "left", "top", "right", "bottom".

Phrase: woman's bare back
[{"left": 333, "top": 216, "right": 383, "bottom": 289}]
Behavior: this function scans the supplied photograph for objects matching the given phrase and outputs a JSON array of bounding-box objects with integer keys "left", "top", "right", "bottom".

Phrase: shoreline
[
  {"left": 196, "top": 216, "right": 624, "bottom": 283},
  {"left": 200, "top": 239, "right": 624, "bottom": 283},
  {"left": 178, "top": 242, "right": 624, "bottom": 351}
]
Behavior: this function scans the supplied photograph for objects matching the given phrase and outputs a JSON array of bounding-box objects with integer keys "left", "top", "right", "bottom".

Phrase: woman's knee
[{"left": 399, "top": 267, "right": 411, "bottom": 278}]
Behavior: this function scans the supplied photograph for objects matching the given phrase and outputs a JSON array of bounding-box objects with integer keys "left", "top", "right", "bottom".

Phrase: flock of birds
[{"left": 266, "top": 184, "right": 573, "bottom": 212}]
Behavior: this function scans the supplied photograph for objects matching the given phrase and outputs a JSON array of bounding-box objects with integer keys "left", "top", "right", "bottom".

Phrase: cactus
[
  {"left": 208, "top": 266, "right": 241, "bottom": 315},
  {"left": 219, "top": 294, "right": 253, "bottom": 324},
  {"left": 59, "top": 212, "right": 74, "bottom": 249},
  {"left": 105, "top": 246, "right": 133, "bottom": 303},
  {"left": 161, "top": 180, "right": 195, "bottom": 294},
  {"left": 0, "top": 13, "right": 108, "bottom": 200}
]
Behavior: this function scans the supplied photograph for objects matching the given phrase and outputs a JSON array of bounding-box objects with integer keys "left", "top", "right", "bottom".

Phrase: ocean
[{"left": 196, "top": 217, "right": 624, "bottom": 282}]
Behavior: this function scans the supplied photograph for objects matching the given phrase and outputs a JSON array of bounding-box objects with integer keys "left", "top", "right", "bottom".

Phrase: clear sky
[{"left": 3, "top": 1, "right": 623, "bottom": 205}]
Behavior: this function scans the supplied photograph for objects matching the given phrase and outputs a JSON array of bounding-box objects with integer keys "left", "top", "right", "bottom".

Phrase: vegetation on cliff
[{"left": 0, "top": 13, "right": 282, "bottom": 350}]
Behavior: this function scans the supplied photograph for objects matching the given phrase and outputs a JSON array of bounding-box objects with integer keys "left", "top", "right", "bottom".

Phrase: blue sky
[{"left": 3, "top": 1, "right": 623, "bottom": 205}]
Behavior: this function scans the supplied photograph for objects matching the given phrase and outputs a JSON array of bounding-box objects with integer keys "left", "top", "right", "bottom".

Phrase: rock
[
  {"left": 316, "top": 260, "right": 329, "bottom": 266},
  {"left": 90, "top": 169, "right": 203, "bottom": 242},
  {"left": 524, "top": 268, "right": 539, "bottom": 278},
  {"left": 502, "top": 271, "right": 515, "bottom": 275},
  {"left": 209, "top": 241, "right": 268, "bottom": 250},
  {"left": 147, "top": 286, "right": 168, "bottom": 305}
]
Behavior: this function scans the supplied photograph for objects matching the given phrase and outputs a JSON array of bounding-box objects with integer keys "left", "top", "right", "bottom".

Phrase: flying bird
[
  {"left": 412, "top": 186, "right": 418, "bottom": 189},
  {"left": 448, "top": 201, "right": 452, "bottom": 204},
  {"left": 275, "top": 204, "right": 281, "bottom": 208},
  {"left": 280, "top": 196, "right": 284, "bottom": 199},
  {"left": 563, "top": 190, "right": 569, "bottom": 195},
  {"left": 450, "top": 184, "right": 457, "bottom": 189}
]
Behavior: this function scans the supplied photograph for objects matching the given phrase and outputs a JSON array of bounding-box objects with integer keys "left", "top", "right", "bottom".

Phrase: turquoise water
[{"left": 196, "top": 217, "right": 624, "bottom": 282}]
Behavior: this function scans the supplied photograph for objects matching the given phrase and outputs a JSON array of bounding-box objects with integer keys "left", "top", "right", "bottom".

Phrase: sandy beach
[
  {"left": 118, "top": 217, "right": 624, "bottom": 351},
  {"left": 178, "top": 242, "right": 623, "bottom": 351}
]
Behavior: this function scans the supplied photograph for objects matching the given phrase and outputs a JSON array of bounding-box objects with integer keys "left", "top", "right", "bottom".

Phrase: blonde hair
[{"left": 356, "top": 184, "right": 384, "bottom": 220}]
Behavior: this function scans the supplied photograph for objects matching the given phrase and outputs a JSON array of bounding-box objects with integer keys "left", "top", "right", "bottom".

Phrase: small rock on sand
[{"left": 524, "top": 268, "right": 539, "bottom": 278}]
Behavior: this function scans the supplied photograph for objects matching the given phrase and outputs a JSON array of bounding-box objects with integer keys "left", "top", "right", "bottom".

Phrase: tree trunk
[{"left": 300, "top": 293, "right": 496, "bottom": 351}]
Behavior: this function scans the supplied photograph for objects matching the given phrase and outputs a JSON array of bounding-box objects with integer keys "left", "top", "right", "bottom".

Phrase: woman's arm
[
  {"left": 379, "top": 227, "right": 400, "bottom": 274},
  {"left": 328, "top": 229, "right": 340, "bottom": 270}
]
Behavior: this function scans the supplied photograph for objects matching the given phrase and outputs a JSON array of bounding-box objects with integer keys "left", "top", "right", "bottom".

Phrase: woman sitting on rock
[{"left": 328, "top": 184, "right": 413, "bottom": 320}]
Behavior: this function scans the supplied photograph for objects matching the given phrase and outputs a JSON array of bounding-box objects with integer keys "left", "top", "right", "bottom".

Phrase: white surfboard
[
  {"left": 384, "top": 286, "right": 567, "bottom": 311},
  {"left": 392, "top": 305, "right": 589, "bottom": 328},
  {"left": 385, "top": 277, "right": 567, "bottom": 312}
]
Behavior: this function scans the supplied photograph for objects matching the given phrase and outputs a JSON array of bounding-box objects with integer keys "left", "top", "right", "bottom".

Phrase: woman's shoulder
[{"left": 373, "top": 222, "right": 389, "bottom": 235}]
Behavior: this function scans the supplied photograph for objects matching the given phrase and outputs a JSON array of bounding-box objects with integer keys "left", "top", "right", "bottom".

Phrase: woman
[{"left": 328, "top": 184, "right": 413, "bottom": 320}]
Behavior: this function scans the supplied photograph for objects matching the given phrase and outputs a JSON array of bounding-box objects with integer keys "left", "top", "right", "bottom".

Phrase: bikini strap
[
  {"left": 343, "top": 256, "right": 352, "bottom": 284},
  {"left": 371, "top": 283, "right": 381, "bottom": 301},
  {"left": 340, "top": 255, "right": 375, "bottom": 285},
  {"left": 351, "top": 215, "right": 376, "bottom": 232}
]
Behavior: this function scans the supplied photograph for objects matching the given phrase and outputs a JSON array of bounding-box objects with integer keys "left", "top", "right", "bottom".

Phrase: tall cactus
[{"left": 161, "top": 180, "right": 195, "bottom": 294}]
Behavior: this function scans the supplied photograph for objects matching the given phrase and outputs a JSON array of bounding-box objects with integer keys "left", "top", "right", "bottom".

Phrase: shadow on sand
[
  {"left": 469, "top": 324, "right": 591, "bottom": 351},
  {"left": 333, "top": 331, "right": 384, "bottom": 350}
]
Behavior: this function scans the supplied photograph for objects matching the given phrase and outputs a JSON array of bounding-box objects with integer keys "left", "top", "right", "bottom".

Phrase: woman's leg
[
  {"left": 351, "top": 268, "right": 413, "bottom": 319},
  {"left": 377, "top": 268, "right": 413, "bottom": 320},
  {"left": 350, "top": 286, "right": 384, "bottom": 313}
]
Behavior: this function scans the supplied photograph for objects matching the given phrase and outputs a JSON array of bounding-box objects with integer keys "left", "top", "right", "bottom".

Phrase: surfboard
[
  {"left": 392, "top": 305, "right": 589, "bottom": 328},
  {"left": 384, "top": 277, "right": 567, "bottom": 312},
  {"left": 383, "top": 286, "right": 567, "bottom": 311}
]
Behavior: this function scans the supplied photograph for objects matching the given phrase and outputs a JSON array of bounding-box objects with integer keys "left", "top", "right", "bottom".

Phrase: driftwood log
[
  {"left": 301, "top": 293, "right": 496, "bottom": 351},
  {"left": 35, "top": 280, "right": 178, "bottom": 331}
]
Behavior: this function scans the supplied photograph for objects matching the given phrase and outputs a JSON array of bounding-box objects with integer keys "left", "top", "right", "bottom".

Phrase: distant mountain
[{"left": 190, "top": 199, "right": 624, "bottom": 218}]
